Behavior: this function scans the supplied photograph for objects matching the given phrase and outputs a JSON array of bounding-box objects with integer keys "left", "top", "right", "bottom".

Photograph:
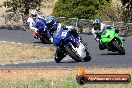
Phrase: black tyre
[
  {"left": 39, "top": 32, "right": 51, "bottom": 44},
  {"left": 65, "top": 45, "right": 82, "bottom": 62},
  {"left": 40, "top": 37, "right": 50, "bottom": 44},
  {"left": 112, "top": 41, "right": 125, "bottom": 55},
  {"left": 54, "top": 49, "right": 65, "bottom": 63},
  {"left": 83, "top": 49, "right": 91, "bottom": 62},
  {"left": 76, "top": 75, "right": 87, "bottom": 85}
]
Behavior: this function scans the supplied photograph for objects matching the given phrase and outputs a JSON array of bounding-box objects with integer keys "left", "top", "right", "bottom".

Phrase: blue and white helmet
[
  {"left": 93, "top": 18, "right": 100, "bottom": 24},
  {"left": 45, "top": 17, "right": 56, "bottom": 30},
  {"left": 30, "top": 9, "right": 37, "bottom": 19}
]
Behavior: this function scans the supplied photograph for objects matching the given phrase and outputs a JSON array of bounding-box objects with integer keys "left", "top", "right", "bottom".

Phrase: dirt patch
[
  {"left": 0, "top": 68, "right": 132, "bottom": 81},
  {"left": 41, "top": 0, "right": 58, "bottom": 17},
  {"left": 0, "top": 42, "right": 55, "bottom": 63}
]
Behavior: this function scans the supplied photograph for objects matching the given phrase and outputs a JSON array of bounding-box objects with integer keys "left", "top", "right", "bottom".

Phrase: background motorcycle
[
  {"left": 35, "top": 20, "right": 52, "bottom": 44},
  {"left": 100, "top": 27, "right": 125, "bottom": 55},
  {"left": 53, "top": 28, "right": 91, "bottom": 63}
]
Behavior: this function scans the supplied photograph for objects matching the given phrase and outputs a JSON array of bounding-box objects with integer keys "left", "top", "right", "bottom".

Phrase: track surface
[{"left": 0, "top": 29, "right": 132, "bottom": 68}]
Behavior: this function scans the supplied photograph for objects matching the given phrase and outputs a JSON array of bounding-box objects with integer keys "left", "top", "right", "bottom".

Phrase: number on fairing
[{"left": 61, "top": 32, "right": 67, "bottom": 37}]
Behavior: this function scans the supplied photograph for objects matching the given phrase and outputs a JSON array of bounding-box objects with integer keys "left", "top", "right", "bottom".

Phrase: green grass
[
  {"left": 0, "top": 76, "right": 131, "bottom": 88},
  {"left": 0, "top": 78, "right": 79, "bottom": 88}
]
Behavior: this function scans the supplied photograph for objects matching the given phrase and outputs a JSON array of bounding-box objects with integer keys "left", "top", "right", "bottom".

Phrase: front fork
[{"left": 56, "top": 46, "right": 66, "bottom": 56}]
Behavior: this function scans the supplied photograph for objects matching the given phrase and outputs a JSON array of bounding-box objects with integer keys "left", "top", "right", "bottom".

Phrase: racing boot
[
  {"left": 99, "top": 41, "right": 105, "bottom": 50},
  {"left": 33, "top": 31, "right": 39, "bottom": 39}
]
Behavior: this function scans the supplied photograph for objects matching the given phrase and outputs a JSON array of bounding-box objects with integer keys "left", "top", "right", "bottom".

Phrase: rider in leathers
[
  {"left": 44, "top": 17, "right": 79, "bottom": 61},
  {"left": 27, "top": 9, "right": 45, "bottom": 39},
  {"left": 91, "top": 19, "right": 107, "bottom": 50}
]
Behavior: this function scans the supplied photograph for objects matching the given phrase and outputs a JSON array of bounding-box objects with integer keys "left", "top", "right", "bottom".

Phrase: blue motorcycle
[
  {"left": 35, "top": 19, "right": 52, "bottom": 44},
  {"left": 53, "top": 28, "right": 91, "bottom": 63}
]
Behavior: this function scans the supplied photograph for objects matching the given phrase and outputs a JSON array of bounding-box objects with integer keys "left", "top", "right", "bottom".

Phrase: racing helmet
[
  {"left": 45, "top": 17, "right": 56, "bottom": 30},
  {"left": 93, "top": 18, "right": 101, "bottom": 30},
  {"left": 30, "top": 9, "right": 37, "bottom": 19},
  {"left": 95, "top": 19, "right": 100, "bottom": 23}
]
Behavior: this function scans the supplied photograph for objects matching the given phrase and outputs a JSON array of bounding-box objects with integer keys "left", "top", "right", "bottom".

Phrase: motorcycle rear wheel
[
  {"left": 65, "top": 45, "right": 82, "bottom": 62},
  {"left": 83, "top": 49, "right": 91, "bottom": 62}
]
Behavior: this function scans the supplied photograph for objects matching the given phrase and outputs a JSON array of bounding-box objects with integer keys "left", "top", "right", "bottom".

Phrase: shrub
[{"left": 52, "top": 0, "right": 111, "bottom": 19}]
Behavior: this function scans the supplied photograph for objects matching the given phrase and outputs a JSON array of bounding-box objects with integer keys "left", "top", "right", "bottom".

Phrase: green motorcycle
[{"left": 100, "top": 28, "right": 125, "bottom": 55}]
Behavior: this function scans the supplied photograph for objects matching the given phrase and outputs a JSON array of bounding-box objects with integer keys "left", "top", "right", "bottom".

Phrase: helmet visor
[
  {"left": 47, "top": 23, "right": 52, "bottom": 29},
  {"left": 31, "top": 14, "right": 37, "bottom": 18},
  {"left": 46, "top": 20, "right": 54, "bottom": 29},
  {"left": 94, "top": 23, "right": 100, "bottom": 30}
]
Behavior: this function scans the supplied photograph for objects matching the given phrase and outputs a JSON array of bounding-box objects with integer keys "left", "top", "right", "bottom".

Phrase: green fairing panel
[
  {"left": 101, "top": 29, "right": 115, "bottom": 43},
  {"left": 101, "top": 29, "right": 124, "bottom": 48}
]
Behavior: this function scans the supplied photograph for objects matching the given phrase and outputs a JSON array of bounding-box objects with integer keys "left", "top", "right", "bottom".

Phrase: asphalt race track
[{"left": 0, "top": 29, "right": 132, "bottom": 68}]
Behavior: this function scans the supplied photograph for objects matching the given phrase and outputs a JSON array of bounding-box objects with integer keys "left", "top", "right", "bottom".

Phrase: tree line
[{"left": 2, "top": 0, "right": 132, "bottom": 22}]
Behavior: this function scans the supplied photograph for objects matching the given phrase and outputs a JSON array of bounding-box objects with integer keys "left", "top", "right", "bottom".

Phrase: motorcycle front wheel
[
  {"left": 54, "top": 48, "right": 66, "bottom": 63},
  {"left": 40, "top": 36, "right": 51, "bottom": 44},
  {"left": 112, "top": 41, "right": 125, "bottom": 55}
]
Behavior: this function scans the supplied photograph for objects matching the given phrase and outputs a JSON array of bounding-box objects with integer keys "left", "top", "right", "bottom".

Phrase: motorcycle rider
[
  {"left": 44, "top": 17, "right": 80, "bottom": 61},
  {"left": 91, "top": 18, "right": 107, "bottom": 50},
  {"left": 45, "top": 17, "right": 79, "bottom": 42},
  {"left": 27, "top": 9, "right": 45, "bottom": 39}
]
